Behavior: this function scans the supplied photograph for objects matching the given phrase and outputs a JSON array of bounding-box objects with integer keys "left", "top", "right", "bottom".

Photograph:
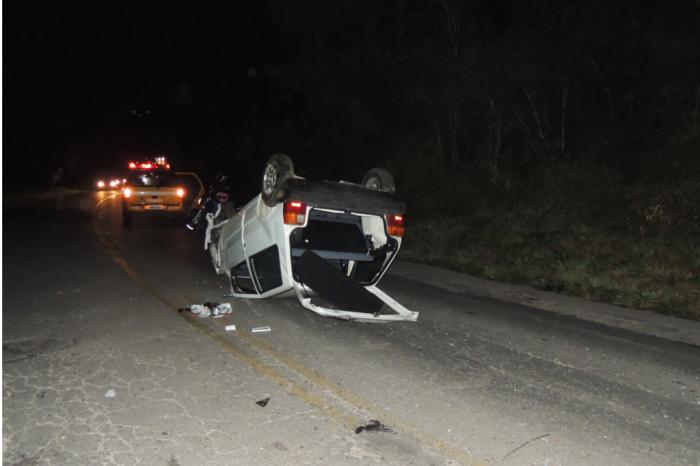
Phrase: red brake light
[
  {"left": 140, "top": 163, "right": 152, "bottom": 169},
  {"left": 129, "top": 162, "right": 137, "bottom": 169},
  {"left": 283, "top": 201, "right": 307, "bottom": 225},
  {"left": 386, "top": 214, "right": 405, "bottom": 237}
]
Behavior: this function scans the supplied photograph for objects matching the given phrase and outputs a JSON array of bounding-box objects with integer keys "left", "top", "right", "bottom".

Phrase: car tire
[
  {"left": 261, "top": 153, "right": 295, "bottom": 206},
  {"left": 361, "top": 168, "right": 395, "bottom": 194}
]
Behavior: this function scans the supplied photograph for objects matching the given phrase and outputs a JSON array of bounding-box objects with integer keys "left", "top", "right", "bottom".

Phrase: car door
[
  {"left": 241, "top": 197, "right": 290, "bottom": 297},
  {"left": 216, "top": 203, "right": 251, "bottom": 293}
]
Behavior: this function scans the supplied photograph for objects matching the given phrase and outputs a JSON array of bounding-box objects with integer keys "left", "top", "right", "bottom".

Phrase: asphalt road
[{"left": 3, "top": 192, "right": 700, "bottom": 465}]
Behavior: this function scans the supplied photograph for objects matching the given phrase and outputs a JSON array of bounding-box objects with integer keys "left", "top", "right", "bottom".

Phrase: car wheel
[
  {"left": 361, "top": 168, "right": 395, "bottom": 194},
  {"left": 261, "top": 153, "right": 295, "bottom": 206}
]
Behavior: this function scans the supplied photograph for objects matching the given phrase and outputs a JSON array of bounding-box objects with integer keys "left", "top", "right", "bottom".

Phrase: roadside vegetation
[{"left": 400, "top": 168, "right": 700, "bottom": 320}]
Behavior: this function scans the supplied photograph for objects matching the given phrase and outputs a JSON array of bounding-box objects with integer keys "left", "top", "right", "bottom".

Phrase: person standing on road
[{"left": 213, "top": 173, "right": 235, "bottom": 220}]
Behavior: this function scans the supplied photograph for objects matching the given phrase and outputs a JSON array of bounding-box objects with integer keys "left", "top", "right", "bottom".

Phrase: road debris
[
  {"left": 190, "top": 304, "right": 211, "bottom": 317},
  {"left": 256, "top": 396, "right": 271, "bottom": 407},
  {"left": 187, "top": 302, "right": 233, "bottom": 318},
  {"left": 252, "top": 326, "right": 271, "bottom": 333},
  {"left": 104, "top": 389, "right": 116, "bottom": 398},
  {"left": 225, "top": 324, "right": 236, "bottom": 332},
  {"left": 211, "top": 302, "right": 232, "bottom": 318},
  {"left": 355, "top": 420, "right": 392, "bottom": 434}
]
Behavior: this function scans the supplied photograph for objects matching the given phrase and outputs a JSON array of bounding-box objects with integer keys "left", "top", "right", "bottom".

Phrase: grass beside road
[{"left": 400, "top": 171, "right": 700, "bottom": 320}]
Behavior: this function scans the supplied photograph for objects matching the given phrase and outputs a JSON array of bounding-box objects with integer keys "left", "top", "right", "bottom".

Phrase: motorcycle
[
  {"left": 186, "top": 173, "right": 231, "bottom": 232},
  {"left": 186, "top": 175, "right": 235, "bottom": 274}
]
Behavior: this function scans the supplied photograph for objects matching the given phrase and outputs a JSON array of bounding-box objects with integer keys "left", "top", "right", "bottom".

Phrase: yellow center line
[
  {"left": 94, "top": 192, "right": 120, "bottom": 211},
  {"left": 90, "top": 200, "right": 362, "bottom": 433},
  {"left": 233, "top": 325, "right": 488, "bottom": 466},
  {"left": 91, "top": 197, "right": 488, "bottom": 466},
  {"left": 116, "top": 253, "right": 362, "bottom": 431}
]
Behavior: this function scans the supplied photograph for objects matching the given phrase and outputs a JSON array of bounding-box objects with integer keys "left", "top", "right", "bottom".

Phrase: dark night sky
[
  {"left": 5, "top": 0, "right": 699, "bottom": 195},
  {"left": 4, "top": 1, "right": 290, "bottom": 189}
]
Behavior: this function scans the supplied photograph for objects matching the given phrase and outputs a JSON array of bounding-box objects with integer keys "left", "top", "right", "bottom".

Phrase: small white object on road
[
  {"left": 225, "top": 324, "right": 236, "bottom": 332},
  {"left": 251, "top": 326, "right": 271, "bottom": 333},
  {"left": 212, "top": 302, "right": 233, "bottom": 318},
  {"left": 190, "top": 302, "right": 233, "bottom": 318},
  {"left": 190, "top": 304, "right": 210, "bottom": 317},
  {"left": 104, "top": 389, "right": 116, "bottom": 398}
]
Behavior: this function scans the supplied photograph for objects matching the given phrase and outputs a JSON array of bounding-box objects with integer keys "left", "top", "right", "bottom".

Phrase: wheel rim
[{"left": 262, "top": 164, "right": 277, "bottom": 196}]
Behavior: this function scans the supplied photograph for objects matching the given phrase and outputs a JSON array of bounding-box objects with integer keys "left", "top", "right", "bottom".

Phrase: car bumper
[{"left": 125, "top": 203, "right": 183, "bottom": 212}]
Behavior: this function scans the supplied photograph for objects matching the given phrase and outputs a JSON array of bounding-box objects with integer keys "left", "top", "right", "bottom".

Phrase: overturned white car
[{"left": 204, "top": 154, "right": 418, "bottom": 323}]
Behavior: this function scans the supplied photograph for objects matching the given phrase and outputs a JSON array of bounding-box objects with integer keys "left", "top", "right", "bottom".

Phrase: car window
[
  {"left": 128, "top": 171, "right": 177, "bottom": 187},
  {"left": 231, "top": 260, "right": 258, "bottom": 294},
  {"left": 249, "top": 245, "right": 283, "bottom": 293}
]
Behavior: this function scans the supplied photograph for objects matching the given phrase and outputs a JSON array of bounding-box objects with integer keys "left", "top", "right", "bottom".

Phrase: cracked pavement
[{"left": 3, "top": 192, "right": 700, "bottom": 465}]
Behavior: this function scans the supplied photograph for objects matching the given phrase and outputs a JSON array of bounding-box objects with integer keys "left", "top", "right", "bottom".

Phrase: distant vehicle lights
[
  {"left": 128, "top": 159, "right": 171, "bottom": 170},
  {"left": 97, "top": 178, "right": 123, "bottom": 190}
]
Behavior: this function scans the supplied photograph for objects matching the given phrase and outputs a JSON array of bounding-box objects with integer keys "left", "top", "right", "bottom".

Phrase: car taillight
[
  {"left": 284, "top": 201, "right": 307, "bottom": 225},
  {"left": 129, "top": 162, "right": 137, "bottom": 169},
  {"left": 176, "top": 188, "right": 185, "bottom": 198},
  {"left": 123, "top": 188, "right": 132, "bottom": 198},
  {"left": 386, "top": 214, "right": 405, "bottom": 237}
]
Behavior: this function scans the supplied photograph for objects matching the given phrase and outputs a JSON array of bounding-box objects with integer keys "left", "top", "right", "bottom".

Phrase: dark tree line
[{"left": 261, "top": 0, "right": 700, "bottom": 195}]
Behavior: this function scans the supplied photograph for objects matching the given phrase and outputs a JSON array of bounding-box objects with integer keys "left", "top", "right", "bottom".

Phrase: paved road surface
[{"left": 3, "top": 192, "right": 699, "bottom": 465}]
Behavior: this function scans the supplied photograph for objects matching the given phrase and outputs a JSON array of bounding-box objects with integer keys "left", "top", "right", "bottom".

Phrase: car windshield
[{"left": 128, "top": 171, "right": 178, "bottom": 188}]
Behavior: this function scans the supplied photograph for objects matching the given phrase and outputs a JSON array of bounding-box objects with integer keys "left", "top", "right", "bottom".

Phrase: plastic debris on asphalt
[
  {"left": 225, "top": 324, "right": 236, "bottom": 332},
  {"left": 190, "top": 304, "right": 210, "bottom": 317},
  {"left": 256, "top": 396, "right": 271, "bottom": 407},
  {"left": 251, "top": 326, "right": 271, "bottom": 333},
  {"left": 189, "top": 302, "right": 233, "bottom": 318},
  {"left": 104, "top": 389, "right": 116, "bottom": 398},
  {"left": 211, "top": 302, "right": 232, "bottom": 318}
]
